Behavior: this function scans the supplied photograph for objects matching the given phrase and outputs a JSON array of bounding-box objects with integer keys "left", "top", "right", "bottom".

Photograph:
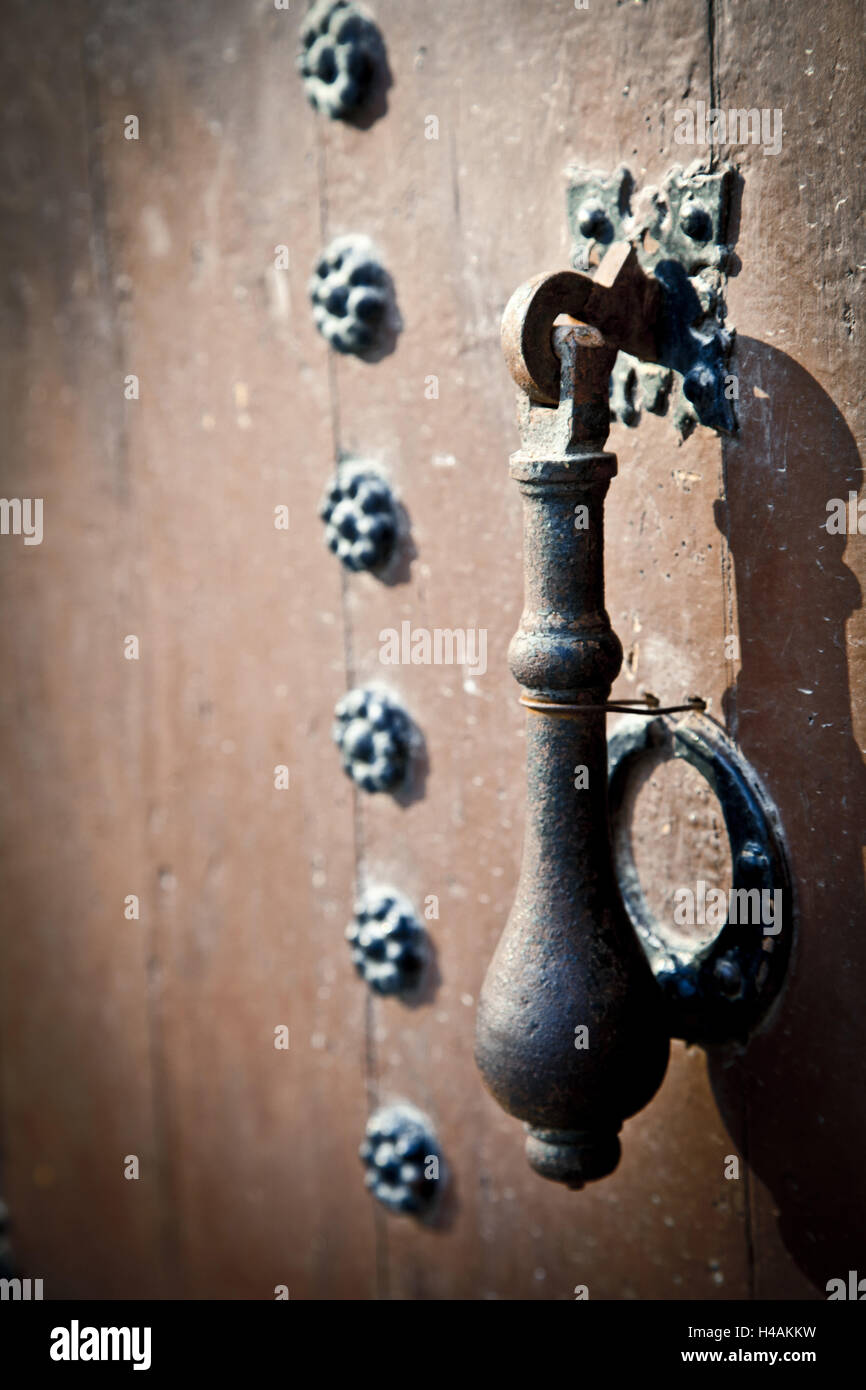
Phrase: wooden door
[{"left": 0, "top": 0, "right": 862, "bottom": 1300}]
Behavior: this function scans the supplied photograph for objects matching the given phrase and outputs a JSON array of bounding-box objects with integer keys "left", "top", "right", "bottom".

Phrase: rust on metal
[
  {"left": 500, "top": 243, "right": 662, "bottom": 404},
  {"left": 476, "top": 265, "right": 671, "bottom": 1188},
  {"left": 519, "top": 694, "right": 708, "bottom": 716}
]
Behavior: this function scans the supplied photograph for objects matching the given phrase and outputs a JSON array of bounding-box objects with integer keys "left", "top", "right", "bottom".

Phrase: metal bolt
[
  {"left": 576, "top": 199, "right": 610, "bottom": 240},
  {"left": 739, "top": 841, "right": 770, "bottom": 871},
  {"left": 682, "top": 363, "right": 717, "bottom": 414},
  {"left": 713, "top": 955, "right": 742, "bottom": 996},
  {"left": 679, "top": 196, "right": 712, "bottom": 242}
]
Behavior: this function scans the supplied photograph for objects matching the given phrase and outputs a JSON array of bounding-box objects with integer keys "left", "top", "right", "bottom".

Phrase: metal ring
[
  {"left": 607, "top": 712, "right": 794, "bottom": 1044},
  {"left": 500, "top": 270, "right": 596, "bottom": 403}
]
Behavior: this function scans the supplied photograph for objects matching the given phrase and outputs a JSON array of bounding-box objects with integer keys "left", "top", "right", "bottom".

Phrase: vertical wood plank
[
  {"left": 0, "top": 0, "right": 378, "bottom": 1298},
  {"left": 710, "top": 0, "right": 865, "bottom": 1301},
  {"left": 1, "top": 0, "right": 859, "bottom": 1302},
  {"left": 0, "top": 0, "right": 164, "bottom": 1297},
  {"left": 319, "top": 0, "right": 752, "bottom": 1299}
]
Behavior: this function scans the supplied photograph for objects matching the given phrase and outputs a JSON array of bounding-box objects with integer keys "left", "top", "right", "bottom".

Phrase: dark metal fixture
[
  {"left": 360, "top": 1104, "right": 441, "bottom": 1215},
  {"left": 567, "top": 162, "right": 736, "bottom": 437},
  {"left": 319, "top": 462, "right": 398, "bottom": 574},
  {"left": 309, "top": 235, "right": 390, "bottom": 356},
  {"left": 608, "top": 712, "right": 792, "bottom": 1046},
  {"left": 346, "top": 886, "right": 427, "bottom": 995},
  {"left": 332, "top": 686, "right": 411, "bottom": 793},
  {"left": 298, "top": 0, "right": 383, "bottom": 120},
  {"left": 475, "top": 242, "right": 791, "bottom": 1189}
]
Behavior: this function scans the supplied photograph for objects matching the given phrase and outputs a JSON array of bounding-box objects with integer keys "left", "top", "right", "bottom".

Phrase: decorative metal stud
[
  {"left": 319, "top": 462, "right": 398, "bottom": 574},
  {"left": 332, "top": 686, "right": 410, "bottom": 793},
  {"left": 575, "top": 198, "right": 612, "bottom": 242},
  {"left": 346, "top": 886, "right": 427, "bottom": 995},
  {"left": 359, "top": 1104, "right": 442, "bottom": 1215},
  {"left": 567, "top": 160, "right": 736, "bottom": 437},
  {"left": 297, "top": 0, "right": 383, "bottom": 121},
  {"left": 309, "top": 234, "right": 390, "bottom": 356}
]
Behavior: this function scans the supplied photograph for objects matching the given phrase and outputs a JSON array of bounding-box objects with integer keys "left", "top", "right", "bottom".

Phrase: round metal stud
[
  {"left": 332, "top": 686, "right": 410, "bottom": 793},
  {"left": 359, "top": 1103, "right": 441, "bottom": 1215},
  {"left": 319, "top": 462, "right": 398, "bottom": 574},
  {"left": 297, "top": 0, "right": 382, "bottom": 121},
  {"left": 346, "top": 886, "right": 426, "bottom": 995},
  {"left": 678, "top": 195, "right": 713, "bottom": 243},
  {"left": 309, "top": 234, "right": 389, "bottom": 356},
  {"left": 682, "top": 362, "right": 718, "bottom": 416},
  {"left": 576, "top": 198, "right": 611, "bottom": 240}
]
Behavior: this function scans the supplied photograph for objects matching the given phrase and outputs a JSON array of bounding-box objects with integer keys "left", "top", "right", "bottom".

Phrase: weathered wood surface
[{"left": 0, "top": 0, "right": 861, "bottom": 1298}]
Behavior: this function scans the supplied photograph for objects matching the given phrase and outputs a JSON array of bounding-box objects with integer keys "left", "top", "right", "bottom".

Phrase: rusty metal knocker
[{"left": 475, "top": 245, "right": 791, "bottom": 1189}]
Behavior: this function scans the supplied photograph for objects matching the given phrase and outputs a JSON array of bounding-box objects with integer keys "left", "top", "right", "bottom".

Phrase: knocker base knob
[{"left": 525, "top": 1127, "right": 621, "bottom": 1190}]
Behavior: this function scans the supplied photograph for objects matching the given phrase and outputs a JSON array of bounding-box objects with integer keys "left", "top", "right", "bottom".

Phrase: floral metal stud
[
  {"left": 332, "top": 686, "right": 410, "bottom": 793},
  {"left": 359, "top": 1104, "right": 441, "bottom": 1215},
  {"left": 297, "top": 0, "right": 383, "bottom": 121},
  {"left": 319, "top": 462, "right": 398, "bottom": 574},
  {"left": 346, "top": 886, "right": 426, "bottom": 995},
  {"left": 309, "top": 235, "right": 390, "bottom": 356}
]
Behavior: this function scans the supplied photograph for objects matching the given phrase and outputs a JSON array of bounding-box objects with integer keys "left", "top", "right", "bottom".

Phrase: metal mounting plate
[
  {"left": 608, "top": 713, "right": 793, "bottom": 1045},
  {"left": 566, "top": 161, "right": 737, "bottom": 437}
]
